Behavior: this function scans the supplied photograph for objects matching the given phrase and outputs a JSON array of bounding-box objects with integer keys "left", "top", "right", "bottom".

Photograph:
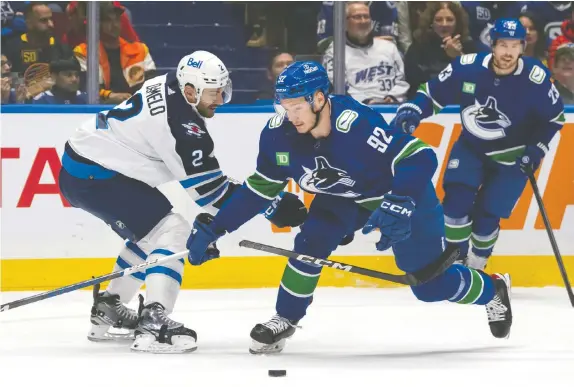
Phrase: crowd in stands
[{"left": 2, "top": 1, "right": 574, "bottom": 106}]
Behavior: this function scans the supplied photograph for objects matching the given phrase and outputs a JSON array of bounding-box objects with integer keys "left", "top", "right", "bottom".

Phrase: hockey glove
[
  {"left": 186, "top": 213, "right": 226, "bottom": 266},
  {"left": 361, "top": 194, "right": 415, "bottom": 251},
  {"left": 390, "top": 105, "right": 421, "bottom": 134},
  {"left": 517, "top": 144, "right": 546, "bottom": 175},
  {"left": 264, "top": 191, "right": 308, "bottom": 228}
]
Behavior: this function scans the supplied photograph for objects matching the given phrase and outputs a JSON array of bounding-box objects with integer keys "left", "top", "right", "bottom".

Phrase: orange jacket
[{"left": 74, "top": 37, "right": 155, "bottom": 98}]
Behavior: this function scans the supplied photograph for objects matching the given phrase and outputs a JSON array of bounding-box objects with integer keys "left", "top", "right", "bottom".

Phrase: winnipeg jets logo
[
  {"left": 182, "top": 122, "right": 205, "bottom": 137},
  {"left": 277, "top": 75, "right": 286, "bottom": 83},
  {"left": 298, "top": 157, "right": 359, "bottom": 198},
  {"left": 461, "top": 96, "right": 511, "bottom": 140}
]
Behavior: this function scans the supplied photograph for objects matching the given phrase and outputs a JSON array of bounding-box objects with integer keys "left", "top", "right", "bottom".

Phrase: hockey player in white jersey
[{"left": 58, "top": 51, "right": 308, "bottom": 354}]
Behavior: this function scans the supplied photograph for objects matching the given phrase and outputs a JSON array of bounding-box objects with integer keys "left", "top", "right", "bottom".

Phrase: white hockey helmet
[{"left": 176, "top": 50, "right": 232, "bottom": 106}]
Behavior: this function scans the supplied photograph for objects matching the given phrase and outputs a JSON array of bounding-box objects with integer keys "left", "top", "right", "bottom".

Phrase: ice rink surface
[{"left": 1, "top": 287, "right": 573, "bottom": 387}]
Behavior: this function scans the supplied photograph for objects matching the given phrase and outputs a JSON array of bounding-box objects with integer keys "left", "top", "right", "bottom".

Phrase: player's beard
[
  {"left": 493, "top": 55, "right": 518, "bottom": 72},
  {"left": 197, "top": 103, "right": 217, "bottom": 118}
]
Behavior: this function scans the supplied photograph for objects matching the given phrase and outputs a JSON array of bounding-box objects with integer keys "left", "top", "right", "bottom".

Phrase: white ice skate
[
  {"left": 87, "top": 284, "right": 139, "bottom": 342},
  {"left": 131, "top": 302, "right": 197, "bottom": 354}
]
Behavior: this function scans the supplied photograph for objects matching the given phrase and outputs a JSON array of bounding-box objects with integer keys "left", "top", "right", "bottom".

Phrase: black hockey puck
[{"left": 268, "top": 370, "right": 287, "bottom": 377}]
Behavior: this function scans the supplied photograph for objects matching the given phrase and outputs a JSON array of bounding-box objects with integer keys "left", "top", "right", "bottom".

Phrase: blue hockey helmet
[
  {"left": 274, "top": 61, "right": 330, "bottom": 105},
  {"left": 489, "top": 18, "right": 526, "bottom": 46}
]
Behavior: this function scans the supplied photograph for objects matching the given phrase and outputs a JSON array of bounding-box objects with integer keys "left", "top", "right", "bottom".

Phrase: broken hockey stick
[
  {"left": 239, "top": 240, "right": 460, "bottom": 286},
  {"left": 527, "top": 170, "right": 574, "bottom": 307},
  {"left": 0, "top": 250, "right": 190, "bottom": 312}
]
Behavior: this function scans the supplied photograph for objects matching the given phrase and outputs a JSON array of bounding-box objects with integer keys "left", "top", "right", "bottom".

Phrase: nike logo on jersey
[{"left": 182, "top": 122, "right": 206, "bottom": 137}]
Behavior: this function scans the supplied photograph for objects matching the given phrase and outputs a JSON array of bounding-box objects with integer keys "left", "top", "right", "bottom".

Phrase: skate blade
[
  {"left": 131, "top": 334, "right": 197, "bottom": 354},
  {"left": 88, "top": 324, "right": 135, "bottom": 342},
  {"left": 249, "top": 338, "right": 286, "bottom": 355}
]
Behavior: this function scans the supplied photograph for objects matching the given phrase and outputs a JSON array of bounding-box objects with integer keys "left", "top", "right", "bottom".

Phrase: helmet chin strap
[{"left": 308, "top": 95, "right": 329, "bottom": 132}]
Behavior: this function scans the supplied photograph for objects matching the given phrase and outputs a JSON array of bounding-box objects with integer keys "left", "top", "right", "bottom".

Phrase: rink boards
[{"left": 1, "top": 105, "right": 573, "bottom": 290}]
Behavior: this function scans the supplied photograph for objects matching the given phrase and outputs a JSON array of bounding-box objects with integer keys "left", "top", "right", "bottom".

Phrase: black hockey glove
[{"left": 264, "top": 191, "right": 308, "bottom": 228}]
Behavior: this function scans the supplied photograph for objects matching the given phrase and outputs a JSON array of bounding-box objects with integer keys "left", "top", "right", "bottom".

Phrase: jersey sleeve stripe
[
  {"left": 196, "top": 181, "right": 229, "bottom": 207},
  {"left": 195, "top": 175, "right": 227, "bottom": 195},
  {"left": 194, "top": 179, "right": 229, "bottom": 201},
  {"left": 418, "top": 83, "right": 443, "bottom": 114},
  {"left": 391, "top": 138, "right": 432, "bottom": 176},
  {"left": 255, "top": 170, "right": 285, "bottom": 184},
  {"left": 355, "top": 194, "right": 386, "bottom": 211},
  {"left": 180, "top": 169, "right": 222, "bottom": 189},
  {"left": 485, "top": 145, "right": 526, "bottom": 165},
  {"left": 550, "top": 110, "right": 566, "bottom": 125},
  {"left": 246, "top": 173, "right": 287, "bottom": 200}
]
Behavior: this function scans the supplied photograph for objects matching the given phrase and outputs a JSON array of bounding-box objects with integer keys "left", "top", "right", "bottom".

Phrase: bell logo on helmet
[
  {"left": 187, "top": 58, "right": 203, "bottom": 69},
  {"left": 303, "top": 64, "right": 319, "bottom": 74}
]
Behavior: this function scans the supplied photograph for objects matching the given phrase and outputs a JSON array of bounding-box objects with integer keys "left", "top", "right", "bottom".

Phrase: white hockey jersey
[
  {"left": 323, "top": 38, "right": 409, "bottom": 103},
  {"left": 67, "top": 72, "right": 232, "bottom": 211}
]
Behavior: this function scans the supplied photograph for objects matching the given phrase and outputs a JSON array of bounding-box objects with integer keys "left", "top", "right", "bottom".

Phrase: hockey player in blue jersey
[
  {"left": 185, "top": 61, "right": 513, "bottom": 354},
  {"left": 391, "top": 18, "right": 565, "bottom": 270},
  {"left": 58, "top": 51, "right": 308, "bottom": 353}
]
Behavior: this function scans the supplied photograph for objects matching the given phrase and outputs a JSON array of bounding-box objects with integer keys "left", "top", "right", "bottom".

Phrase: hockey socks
[
  {"left": 412, "top": 264, "right": 495, "bottom": 305},
  {"left": 106, "top": 241, "right": 148, "bottom": 302},
  {"left": 276, "top": 258, "right": 322, "bottom": 321},
  {"left": 448, "top": 265, "right": 495, "bottom": 305}
]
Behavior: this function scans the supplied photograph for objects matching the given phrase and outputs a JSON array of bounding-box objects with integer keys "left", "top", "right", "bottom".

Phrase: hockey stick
[
  {"left": 527, "top": 170, "right": 574, "bottom": 307},
  {"left": 239, "top": 240, "right": 460, "bottom": 286},
  {"left": 0, "top": 250, "right": 189, "bottom": 312}
]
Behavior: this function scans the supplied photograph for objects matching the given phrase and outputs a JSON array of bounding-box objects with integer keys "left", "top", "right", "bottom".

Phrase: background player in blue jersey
[
  {"left": 185, "top": 61, "right": 513, "bottom": 354},
  {"left": 391, "top": 18, "right": 565, "bottom": 270}
]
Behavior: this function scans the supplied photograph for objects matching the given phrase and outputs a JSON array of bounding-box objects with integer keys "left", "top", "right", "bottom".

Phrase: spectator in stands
[
  {"left": 246, "top": 2, "right": 319, "bottom": 54},
  {"left": 548, "top": 8, "right": 574, "bottom": 70},
  {"left": 460, "top": 2, "right": 517, "bottom": 52},
  {"left": 32, "top": 58, "right": 86, "bottom": 104},
  {"left": 1, "top": 52, "right": 26, "bottom": 104},
  {"left": 3, "top": 2, "right": 72, "bottom": 76},
  {"left": 256, "top": 51, "right": 294, "bottom": 101},
  {"left": 73, "top": 2, "right": 155, "bottom": 104},
  {"left": 404, "top": 2, "right": 476, "bottom": 99},
  {"left": 395, "top": 1, "right": 428, "bottom": 54},
  {"left": 323, "top": 2, "right": 409, "bottom": 105},
  {"left": 317, "top": 1, "right": 397, "bottom": 54},
  {"left": 551, "top": 45, "right": 574, "bottom": 104},
  {"left": 1, "top": 1, "right": 27, "bottom": 46},
  {"left": 519, "top": 12, "right": 548, "bottom": 66},
  {"left": 511, "top": 1, "right": 572, "bottom": 43},
  {"left": 64, "top": 1, "right": 139, "bottom": 48}
]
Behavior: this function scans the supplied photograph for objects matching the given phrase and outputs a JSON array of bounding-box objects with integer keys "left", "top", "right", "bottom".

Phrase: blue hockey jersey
[
  {"left": 410, "top": 52, "right": 565, "bottom": 164},
  {"left": 211, "top": 95, "right": 439, "bottom": 233}
]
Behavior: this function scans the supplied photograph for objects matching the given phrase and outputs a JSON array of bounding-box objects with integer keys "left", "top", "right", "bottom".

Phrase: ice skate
[
  {"left": 486, "top": 273, "right": 512, "bottom": 339},
  {"left": 465, "top": 251, "right": 488, "bottom": 270},
  {"left": 87, "top": 283, "right": 139, "bottom": 342},
  {"left": 249, "top": 314, "right": 299, "bottom": 354},
  {"left": 131, "top": 301, "right": 197, "bottom": 354}
]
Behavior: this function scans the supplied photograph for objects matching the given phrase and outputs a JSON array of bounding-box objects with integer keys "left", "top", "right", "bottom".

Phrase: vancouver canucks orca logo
[
  {"left": 298, "top": 156, "right": 359, "bottom": 198},
  {"left": 461, "top": 96, "right": 511, "bottom": 140}
]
